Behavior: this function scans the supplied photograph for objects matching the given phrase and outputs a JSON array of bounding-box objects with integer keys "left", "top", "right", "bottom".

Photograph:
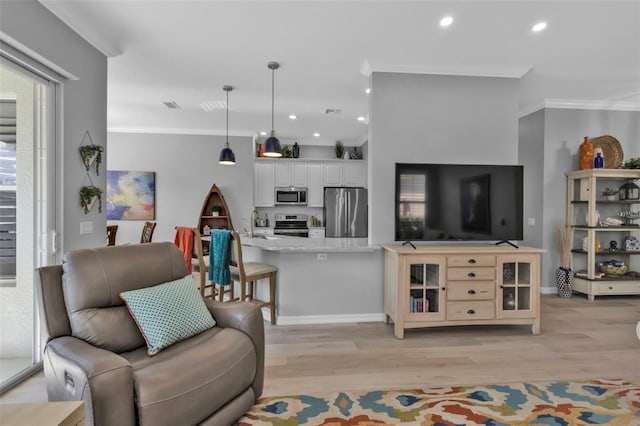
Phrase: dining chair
[
  {"left": 106, "top": 225, "right": 118, "bottom": 246},
  {"left": 228, "top": 230, "right": 277, "bottom": 324},
  {"left": 174, "top": 226, "right": 216, "bottom": 299},
  {"left": 140, "top": 221, "right": 157, "bottom": 243}
]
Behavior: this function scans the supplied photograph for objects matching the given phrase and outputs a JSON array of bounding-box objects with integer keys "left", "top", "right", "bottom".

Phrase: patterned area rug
[{"left": 238, "top": 379, "right": 640, "bottom": 425}]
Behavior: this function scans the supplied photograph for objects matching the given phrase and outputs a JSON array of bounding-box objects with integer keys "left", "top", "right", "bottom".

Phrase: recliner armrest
[
  {"left": 206, "top": 301, "right": 265, "bottom": 398},
  {"left": 45, "top": 336, "right": 136, "bottom": 426}
]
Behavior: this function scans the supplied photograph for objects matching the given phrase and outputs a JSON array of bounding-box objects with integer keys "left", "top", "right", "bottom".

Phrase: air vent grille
[
  {"left": 200, "top": 100, "right": 227, "bottom": 112},
  {"left": 163, "top": 101, "right": 180, "bottom": 109},
  {"left": 325, "top": 108, "right": 341, "bottom": 115}
]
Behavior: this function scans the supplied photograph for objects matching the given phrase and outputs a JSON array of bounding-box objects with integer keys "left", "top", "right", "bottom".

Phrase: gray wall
[
  {"left": 518, "top": 109, "right": 545, "bottom": 250},
  {"left": 107, "top": 132, "right": 254, "bottom": 244},
  {"left": 368, "top": 72, "right": 520, "bottom": 244},
  {"left": 527, "top": 108, "right": 640, "bottom": 289},
  {"left": 1, "top": 1, "right": 108, "bottom": 252}
]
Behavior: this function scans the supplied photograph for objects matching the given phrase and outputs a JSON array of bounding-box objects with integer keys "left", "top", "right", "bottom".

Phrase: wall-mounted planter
[
  {"left": 80, "top": 185, "right": 102, "bottom": 214},
  {"left": 79, "top": 144, "right": 103, "bottom": 175}
]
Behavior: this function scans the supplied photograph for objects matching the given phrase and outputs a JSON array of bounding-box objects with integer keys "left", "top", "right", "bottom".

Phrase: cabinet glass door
[
  {"left": 406, "top": 256, "right": 444, "bottom": 320},
  {"left": 498, "top": 255, "right": 536, "bottom": 318}
]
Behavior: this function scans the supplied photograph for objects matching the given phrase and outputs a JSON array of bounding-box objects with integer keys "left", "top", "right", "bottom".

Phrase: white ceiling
[{"left": 40, "top": 0, "right": 640, "bottom": 146}]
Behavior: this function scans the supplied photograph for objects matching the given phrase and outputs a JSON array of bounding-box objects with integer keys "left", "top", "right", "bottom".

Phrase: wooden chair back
[
  {"left": 228, "top": 230, "right": 245, "bottom": 282},
  {"left": 106, "top": 225, "right": 118, "bottom": 246},
  {"left": 140, "top": 221, "right": 157, "bottom": 243}
]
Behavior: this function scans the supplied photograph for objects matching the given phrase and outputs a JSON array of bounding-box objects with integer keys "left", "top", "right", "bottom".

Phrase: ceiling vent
[
  {"left": 200, "top": 100, "right": 227, "bottom": 112},
  {"left": 325, "top": 108, "right": 341, "bottom": 115},
  {"left": 163, "top": 101, "right": 180, "bottom": 109}
]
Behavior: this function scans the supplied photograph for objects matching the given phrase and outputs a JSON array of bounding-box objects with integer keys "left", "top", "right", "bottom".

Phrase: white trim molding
[
  {"left": 361, "top": 59, "right": 532, "bottom": 79},
  {"left": 107, "top": 126, "right": 256, "bottom": 137},
  {"left": 274, "top": 312, "right": 386, "bottom": 326},
  {"left": 520, "top": 98, "right": 640, "bottom": 117}
]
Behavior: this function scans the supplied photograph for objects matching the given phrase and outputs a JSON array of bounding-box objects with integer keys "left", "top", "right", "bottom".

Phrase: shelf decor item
[
  {"left": 80, "top": 185, "right": 102, "bottom": 214},
  {"left": 618, "top": 179, "right": 640, "bottom": 200},
  {"left": 556, "top": 224, "right": 573, "bottom": 298},
  {"left": 618, "top": 157, "right": 640, "bottom": 169},
  {"left": 602, "top": 187, "right": 619, "bottom": 200},
  {"left": 590, "top": 135, "right": 623, "bottom": 169},
  {"left": 211, "top": 205, "right": 221, "bottom": 216},
  {"left": 79, "top": 143, "right": 103, "bottom": 175},
  {"left": 578, "top": 136, "right": 593, "bottom": 170},
  {"left": 335, "top": 140, "right": 344, "bottom": 159}
]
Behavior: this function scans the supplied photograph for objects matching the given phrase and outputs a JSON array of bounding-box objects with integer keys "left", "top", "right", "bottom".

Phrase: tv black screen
[{"left": 395, "top": 163, "right": 524, "bottom": 242}]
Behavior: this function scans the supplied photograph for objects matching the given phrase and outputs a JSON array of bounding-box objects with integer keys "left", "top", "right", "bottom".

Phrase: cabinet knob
[
  {"left": 468, "top": 272, "right": 476, "bottom": 278},
  {"left": 467, "top": 309, "right": 475, "bottom": 315},
  {"left": 468, "top": 259, "right": 476, "bottom": 264},
  {"left": 609, "top": 286, "right": 613, "bottom": 290},
  {"left": 500, "top": 285, "right": 504, "bottom": 289},
  {"left": 442, "top": 287, "right": 446, "bottom": 291},
  {"left": 468, "top": 289, "right": 476, "bottom": 295}
]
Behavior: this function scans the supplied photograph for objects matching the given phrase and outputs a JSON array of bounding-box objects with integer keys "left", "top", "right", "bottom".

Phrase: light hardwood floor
[{"left": 1, "top": 294, "right": 639, "bottom": 404}]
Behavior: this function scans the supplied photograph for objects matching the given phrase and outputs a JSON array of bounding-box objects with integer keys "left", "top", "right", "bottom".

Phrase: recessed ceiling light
[
  {"left": 440, "top": 16, "right": 453, "bottom": 27},
  {"left": 365, "top": 88, "right": 371, "bottom": 95},
  {"left": 313, "top": 133, "right": 320, "bottom": 138},
  {"left": 532, "top": 22, "right": 547, "bottom": 32},
  {"left": 289, "top": 114, "right": 297, "bottom": 120},
  {"left": 260, "top": 131, "right": 267, "bottom": 136},
  {"left": 357, "top": 116, "right": 366, "bottom": 122}
]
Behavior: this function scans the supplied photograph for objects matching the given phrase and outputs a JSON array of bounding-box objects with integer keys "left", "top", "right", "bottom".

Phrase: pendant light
[
  {"left": 218, "top": 85, "right": 236, "bottom": 165},
  {"left": 263, "top": 61, "right": 282, "bottom": 157}
]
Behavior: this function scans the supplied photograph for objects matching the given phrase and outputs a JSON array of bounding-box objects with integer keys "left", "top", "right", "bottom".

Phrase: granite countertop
[{"left": 240, "top": 234, "right": 379, "bottom": 252}]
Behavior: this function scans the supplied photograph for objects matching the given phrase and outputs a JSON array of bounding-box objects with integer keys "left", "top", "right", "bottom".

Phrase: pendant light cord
[
  {"left": 271, "top": 67, "right": 275, "bottom": 131},
  {"left": 226, "top": 89, "right": 229, "bottom": 145}
]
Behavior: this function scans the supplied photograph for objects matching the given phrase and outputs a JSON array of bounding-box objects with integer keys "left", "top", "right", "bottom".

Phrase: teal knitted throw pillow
[{"left": 120, "top": 275, "right": 216, "bottom": 356}]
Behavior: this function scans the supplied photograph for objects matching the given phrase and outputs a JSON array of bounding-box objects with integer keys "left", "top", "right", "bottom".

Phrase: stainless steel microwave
[{"left": 275, "top": 187, "right": 308, "bottom": 206}]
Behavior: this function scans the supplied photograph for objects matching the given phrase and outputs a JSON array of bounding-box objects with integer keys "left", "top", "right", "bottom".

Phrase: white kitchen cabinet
[
  {"left": 254, "top": 162, "right": 275, "bottom": 207},
  {"left": 323, "top": 163, "right": 342, "bottom": 186},
  {"left": 275, "top": 162, "right": 308, "bottom": 187},
  {"left": 307, "top": 162, "right": 324, "bottom": 207},
  {"left": 323, "top": 161, "right": 365, "bottom": 187},
  {"left": 343, "top": 162, "right": 365, "bottom": 186}
]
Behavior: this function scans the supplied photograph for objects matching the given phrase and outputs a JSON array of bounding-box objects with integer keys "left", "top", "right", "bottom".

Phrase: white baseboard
[
  {"left": 540, "top": 287, "right": 557, "bottom": 295},
  {"left": 265, "top": 310, "right": 385, "bottom": 325}
]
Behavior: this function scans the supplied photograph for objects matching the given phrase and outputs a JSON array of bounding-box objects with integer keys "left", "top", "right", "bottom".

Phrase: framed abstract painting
[{"left": 107, "top": 171, "right": 155, "bottom": 220}]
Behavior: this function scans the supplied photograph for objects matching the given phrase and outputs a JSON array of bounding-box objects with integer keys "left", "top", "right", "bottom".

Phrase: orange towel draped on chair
[{"left": 174, "top": 226, "right": 194, "bottom": 273}]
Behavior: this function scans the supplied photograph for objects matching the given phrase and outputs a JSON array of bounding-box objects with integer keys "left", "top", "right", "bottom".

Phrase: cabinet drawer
[
  {"left": 447, "top": 281, "right": 495, "bottom": 300},
  {"left": 447, "top": 301, "right": 495, "bottom": 321},
  {"left": 447, "top": 255, "right": 495, "bottom": 267},
  {"left": 448, "top": 267, "right": 495, "bottom": 281},
  {"left": 597, "top": 281, "right": 640, "bottom": 294}
]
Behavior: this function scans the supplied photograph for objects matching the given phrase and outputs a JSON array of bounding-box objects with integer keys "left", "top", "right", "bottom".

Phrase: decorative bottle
[
  {"left": 579, "top": 136, "right": 593, "bottom": 170},
  {"left": 292, "top": 142, "right": 300, "bottom": 158},
  {"left": 594, "top": 149, "right": 604, "bottom": 168}
]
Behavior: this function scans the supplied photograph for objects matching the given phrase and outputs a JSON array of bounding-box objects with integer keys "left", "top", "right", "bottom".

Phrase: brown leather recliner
[{"left": 36, "top": 242, "right": 264, "bottom": 426}]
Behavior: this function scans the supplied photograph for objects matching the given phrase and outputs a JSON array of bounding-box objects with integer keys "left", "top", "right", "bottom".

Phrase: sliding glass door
[{"left": 0, "top": 59, "right": 56, "bottom": 392}]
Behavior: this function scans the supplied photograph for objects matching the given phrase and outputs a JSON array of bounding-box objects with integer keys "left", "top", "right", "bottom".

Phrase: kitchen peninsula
[{"left": 240, "top": 234, "right": 382, "bottom": 324}]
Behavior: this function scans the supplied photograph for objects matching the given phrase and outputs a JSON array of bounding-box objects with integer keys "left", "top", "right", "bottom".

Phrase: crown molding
[
  {"left": 39, "top": 1, "right": 122, "bottom": 58},
  {"left": 107, "top": 127, "right": 255, "bottom": 137},
  {"left": 519, "top": 98, "right": 640, "bottom": 117},
  {"left": 361, "top": 59, "right": 532, "bottom": 79}
]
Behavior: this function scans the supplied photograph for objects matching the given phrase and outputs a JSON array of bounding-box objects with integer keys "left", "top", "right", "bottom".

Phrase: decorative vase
[
  {"left": 556, "top": 267, "right": 573, "bottom": 298},
  {"left": 579, "top": 136, "right": 593, "bottom": 170}
]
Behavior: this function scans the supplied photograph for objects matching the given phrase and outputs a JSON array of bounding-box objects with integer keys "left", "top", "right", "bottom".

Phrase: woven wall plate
[{"left": 590, "top": 135, "right": 624, "bottom": 168}]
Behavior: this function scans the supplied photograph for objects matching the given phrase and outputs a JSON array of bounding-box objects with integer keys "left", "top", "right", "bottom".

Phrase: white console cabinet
[{"left": 383, "top": 245, "right": 544, "bottom": 339}]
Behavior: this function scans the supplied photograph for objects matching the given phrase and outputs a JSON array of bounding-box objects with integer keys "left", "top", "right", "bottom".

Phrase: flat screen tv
[{"left": 395, "top": 163, "right": 524, "bottom": 242}]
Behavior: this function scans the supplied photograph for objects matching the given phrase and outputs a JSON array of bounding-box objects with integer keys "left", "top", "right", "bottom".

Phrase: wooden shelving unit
[{"left": 197, "top": 184, "right": 233, "bottom": 254}]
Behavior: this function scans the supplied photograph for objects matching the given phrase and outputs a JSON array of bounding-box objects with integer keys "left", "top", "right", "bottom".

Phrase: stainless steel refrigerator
[{"left": 324, "top": 187, "right": 368, "bottom": 237}]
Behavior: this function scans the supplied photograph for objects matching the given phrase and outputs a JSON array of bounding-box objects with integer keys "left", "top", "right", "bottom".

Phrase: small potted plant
[
  {"left": 602, "top": 187, "right": 618, "bottom": 201},
  {"left": 211, "top": 205, "right": 222, "bottom": 216},
  {"left": 335, "top": 140, "right": 344, "bottom": 159},
  {"left": 80, "top": 186, "right": 102, "bottom": 214},
  {"left": 79, "top": 145, "right": 104, "bottom": 175}
]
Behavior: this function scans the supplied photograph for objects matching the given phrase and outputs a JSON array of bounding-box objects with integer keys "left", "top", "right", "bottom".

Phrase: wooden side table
[{"left": 0, "top": 401, "right": 84, "bottom": 426}]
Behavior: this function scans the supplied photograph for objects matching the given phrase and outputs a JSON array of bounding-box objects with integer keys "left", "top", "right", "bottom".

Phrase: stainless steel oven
[
  {"left": 274, "top": 214, "right": 309, "bottom": 237},
  {"left": 275, "top": 187, "right": 307, "bottom": 206}
]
